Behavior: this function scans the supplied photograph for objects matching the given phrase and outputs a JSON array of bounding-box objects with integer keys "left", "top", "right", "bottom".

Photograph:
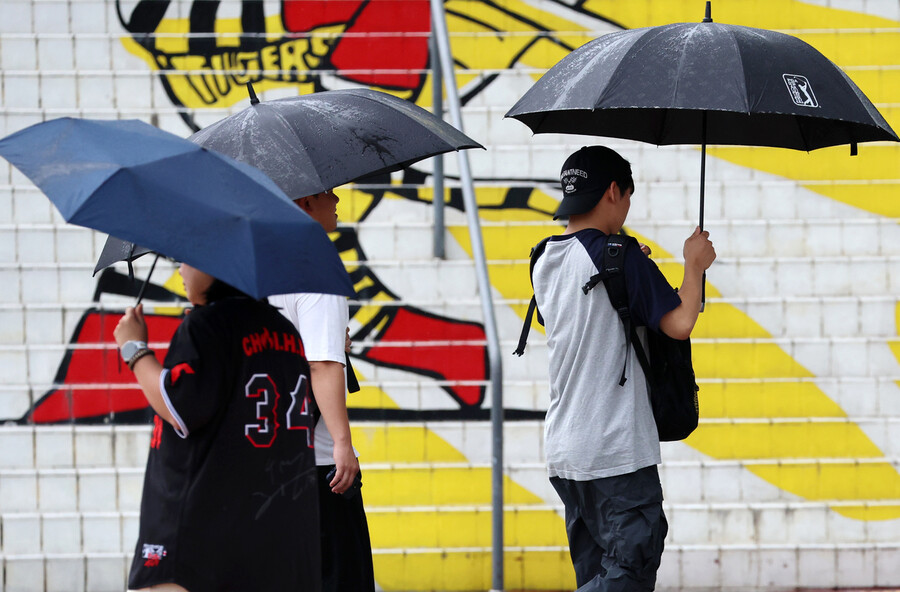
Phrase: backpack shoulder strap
[
  {"left": 513, "top": 237, "right": 551, "bottom": 357},
  {"left": 583, "top": 234, "right": 642, "bottom": 385}
]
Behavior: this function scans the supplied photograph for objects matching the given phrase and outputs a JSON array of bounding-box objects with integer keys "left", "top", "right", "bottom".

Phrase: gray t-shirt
[{"left": 533, "top": 230, "right": 681, "bottom": 480}]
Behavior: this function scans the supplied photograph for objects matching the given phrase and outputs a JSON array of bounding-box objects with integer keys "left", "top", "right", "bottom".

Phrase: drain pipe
[
  {"left": 429, "top": 1, "right": 504, "bottom": 589},
  {"left": 429, "top": 32, "right": 446, "bottom": 259}
]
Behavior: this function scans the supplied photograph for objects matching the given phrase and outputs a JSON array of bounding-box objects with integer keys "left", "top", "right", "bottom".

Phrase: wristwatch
[{"left": 120, "top": 340, "right": 149, "bottom": 365}]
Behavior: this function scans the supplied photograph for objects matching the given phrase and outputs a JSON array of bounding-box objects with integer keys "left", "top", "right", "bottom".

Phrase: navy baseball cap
[{"left": 555, "top": 146, "right": 633, "bottom": 220}]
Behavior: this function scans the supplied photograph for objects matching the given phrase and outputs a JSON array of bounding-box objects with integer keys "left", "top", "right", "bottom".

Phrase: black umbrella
[
  {"left": 505, "top": 2, "right": 898, "bottom": 229},
  {"left": 189, "top": 85, "right": 484, "bottom": 199}
]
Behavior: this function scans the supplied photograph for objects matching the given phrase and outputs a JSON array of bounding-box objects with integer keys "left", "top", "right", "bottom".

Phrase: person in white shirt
[{"left": 269, "top": 188, "right": 375, "bottom": 592}]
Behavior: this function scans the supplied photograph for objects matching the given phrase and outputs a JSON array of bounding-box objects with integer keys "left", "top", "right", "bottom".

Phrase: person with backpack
[{"left": 531, "top": 145, "right": 716, "bottom": 591}]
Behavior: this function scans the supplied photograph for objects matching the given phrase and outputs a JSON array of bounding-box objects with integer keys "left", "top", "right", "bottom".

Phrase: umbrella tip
[
  {"left": 703, "top": 1, "right": 713, "bottom": 22},
  {"left": 247, "top": 82, "right": 260, "bottom": 105}
]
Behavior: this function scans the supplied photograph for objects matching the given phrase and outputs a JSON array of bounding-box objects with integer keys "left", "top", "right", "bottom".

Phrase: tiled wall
[{"left": 1, "top": 0, "right": 899, "bottom": 590}]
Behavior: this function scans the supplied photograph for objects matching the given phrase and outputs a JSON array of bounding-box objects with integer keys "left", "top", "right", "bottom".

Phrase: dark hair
[{"left": 204, "top": 278, "right": 249, "bottom": 304}]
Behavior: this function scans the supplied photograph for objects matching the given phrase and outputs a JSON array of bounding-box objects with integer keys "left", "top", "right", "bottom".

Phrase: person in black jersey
[{"left": 115, "top": 263, "right": 321, "bottom": 592}]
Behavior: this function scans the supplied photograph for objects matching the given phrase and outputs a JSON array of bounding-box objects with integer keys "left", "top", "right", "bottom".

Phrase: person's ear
[
  {"left": 605, "top": 181, "right": 619, "bottom": 202},
  {"left": 295, "top": 197, "right": 312, "bottom": 213}
]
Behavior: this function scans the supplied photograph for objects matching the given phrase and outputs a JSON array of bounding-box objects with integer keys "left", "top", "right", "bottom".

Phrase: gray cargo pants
[{"left": 551, "top": 465, "right": 667, "bottom": 592}]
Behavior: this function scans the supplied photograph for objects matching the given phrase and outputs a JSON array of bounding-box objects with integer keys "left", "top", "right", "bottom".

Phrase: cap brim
[{"left": 553, "top": 190, "right": 604, "bottom": 220}]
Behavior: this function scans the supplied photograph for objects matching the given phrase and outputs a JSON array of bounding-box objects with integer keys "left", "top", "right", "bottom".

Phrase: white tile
[
  {"left": 25, "top": 308, "right": 63, "bottom": 345},
  {"left": 757, "top": 547, "right": 799, "bottom": 588},
  {"left": 39, "top": 75, "right": 79, "bottom": 110},
  {"left": 56, "top": 229, "right": 96, "bottom": 264},
  {"left": 787, "top": 506, "right": 829, "bottom": 544},
  {"left": 701, "top": 463, "right": 742, "bottom": 503},
  {"left": 37, "top": 36, "right": 75, "bottom": 71},
  {"left": 709, "top": 507, "right": 755, "bottom": 544},
  {"left": 805, "top": 223, "right": 843, "bottom": 257},
  {"left": 776, "top": 260, "right": 814, "bottom": 298},
  {"left": 35, "top": 427, "right": 74, "bottom": 468},
  {"left": 117, "top": 470, "right": 145, "bottom": 512},
  {"left": 0, "top": 471, "right": 38, "bottom": 512},
  {"left": 668, "top": 506, "right": 709, "bottom": 544},
  {"left": 830, "top": 341, "right": 868, "bottom": 378},
  {"left": 662, "top": 464, "right": 703, "bottom": 503},
  {"left": 71, "top": 2, "right": 110, "bottom": 34},
  {"left": 821, "top": 299, "right": 859, "bottom": 337},
  {"left": 21, "top": 268, "right": 59, "bottom": 303},
  {"left": 678, "top": 546, "right": 720, "bottom": 588},
  {"left": 33, "top": 2, "right": 71, "bottom": 34},
  {"left": 4, "top": 74, "right": 42, "bottom": 110},
  {"left": 859, "top": 299, "right": 895, "bottom": 336},
  {"left": 783, "top": 300, "right": 822, "bottom": 338},
  {"left": 75, "top": 428, "right": 114, "bottom": 467},
  {"left": 38, "top": 471, "right": 78, "bottom": 511},
  {"left": 58, "top": 267, "right": 97, "bottom": 302},
  {"left": 835, "top": 547, "right": 875, "bottom": 588},
  {"left": 83, "top": 514, "right": 122, "bottom": 553},
  {"left": 719, "top": 545, "right": 760, "bottom": 588},
  {"left": 75, "top": 38, "right": 113, "bottom": 70},
  {"left": 13, "top": 187, "right": 56, "bottom": 223},
  {"left": 0, "top": 268, "right": 22, "bottom": 304},
  {"left": 122, "top": 512, "right": 140, "bottom": 550},
  {"left": 874, "top": 545, "right": 900, "bottom": 586},
  {"left": 797, "top": 546, "right": 837, "bottom": 588},
  {"left": 85, "top": 553, "right": 128, "bottom": 592},
  {"left": 766, "top": 221, "right": 807, "bottom": 258},
  {"left": 42, "top": 513, "right": 81, "bottom": 553},
  {"left": 2, "top": 513, "right": 41, "bottom": 553},
  {"left": 78, "top": 471, "right": 118, "bottom": 512},
  {"left": 0, "top": 38, "right": 38, "bottom": 69},
  {"left": 114, "top": 73, "right": 154, "bottom": 110},
  {"left": 113, "top": 427, "right": 151, "bottom": 468},
  {"left": 656, "top": 545, "right": 680, "bottom": 589},
  {"left": 46, "top": 555, "right": 86, "bottom": 592},
  {"left": 851, "top": 260, "right": 889, "bottom": 295},
  {"left": 0, "top": 388, "right": 32, "bottom": 420},
  {"left": 0, "top": 427, "right": 34, "bottom": 468},
  {"left": 0, "top": 230, "right": 17, "bottom": 263},
  {"left": 755, "top": 506, "right": 789, "bottom": 542},
  {"left": 4, "top": 555, "right": 45, "bottom": 592}
]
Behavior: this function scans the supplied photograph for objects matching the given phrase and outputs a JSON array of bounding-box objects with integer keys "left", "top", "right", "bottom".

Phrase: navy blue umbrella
[{"left": 0, "top": 117, "right": 354, "bottom": 299}]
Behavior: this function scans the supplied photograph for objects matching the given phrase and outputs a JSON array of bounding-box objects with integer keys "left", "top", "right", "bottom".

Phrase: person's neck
[{"left": 564, "top": 215, "right": 617, "bottom": 236}]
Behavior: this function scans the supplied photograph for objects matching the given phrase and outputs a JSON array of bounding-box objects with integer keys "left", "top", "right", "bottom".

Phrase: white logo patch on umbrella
[{"left": 783, "top": 74, "right": 819, "bottom": 108}]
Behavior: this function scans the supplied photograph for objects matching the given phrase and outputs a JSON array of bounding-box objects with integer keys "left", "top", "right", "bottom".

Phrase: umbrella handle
[
  {"left": 135, "top": 253, "right": 160, "bottom": 305},
  {"left": 345, "top": 353, "right": 360, "bottom": 393}
]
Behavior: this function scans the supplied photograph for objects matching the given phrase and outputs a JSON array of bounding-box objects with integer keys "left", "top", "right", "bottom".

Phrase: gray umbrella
[{"left": 189, "top": 86, "right": 484, "bottom": 199}]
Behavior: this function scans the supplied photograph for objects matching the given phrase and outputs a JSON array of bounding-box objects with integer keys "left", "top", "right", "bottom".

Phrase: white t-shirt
[
  {"left": 268, "top": 292, "right": 357, "bottom": 466},
  {"left": 533, "top": 231, "right": 679, "bottom": 480}
]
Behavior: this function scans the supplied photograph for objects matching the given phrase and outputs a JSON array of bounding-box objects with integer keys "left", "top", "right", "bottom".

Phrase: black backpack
[{"left": 514, "top": 234, "right": 699, "bottom": 442}]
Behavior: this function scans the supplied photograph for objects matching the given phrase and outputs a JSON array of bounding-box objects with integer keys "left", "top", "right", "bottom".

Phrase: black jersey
[{"left": 128, "top": 297, "right": 321, "bottom": 592}]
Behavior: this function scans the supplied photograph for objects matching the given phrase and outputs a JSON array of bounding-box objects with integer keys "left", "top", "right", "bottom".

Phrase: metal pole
[
  {"left": 430, "top": 0, "right": 504, "bottom": 589},
  {"left": 430, "top": 32, "right": 446, "bottom": 259}
]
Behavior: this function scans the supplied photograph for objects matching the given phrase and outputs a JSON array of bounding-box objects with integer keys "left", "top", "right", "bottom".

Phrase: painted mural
[{"left": 0, "top": 0, "right": 898, "bottom": 590}]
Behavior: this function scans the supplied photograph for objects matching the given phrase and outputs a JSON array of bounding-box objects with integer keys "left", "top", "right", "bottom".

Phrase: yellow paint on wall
[
  {"left": 700, "top": 381, "right": 846, "bottom": 418},
  {"left": 582, "top": 0, "right": 898, "bottom": 30},
  {"left": 373, "top": 548, "right": 576, "bottom": 591}
]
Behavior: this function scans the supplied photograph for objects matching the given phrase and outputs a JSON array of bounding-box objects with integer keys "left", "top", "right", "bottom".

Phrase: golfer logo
[{"left": 783, "top": 74, "right": 819, "bottom": 108}]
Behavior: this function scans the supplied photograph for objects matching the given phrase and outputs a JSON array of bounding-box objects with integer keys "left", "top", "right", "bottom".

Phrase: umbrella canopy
[
  {"left": 93, "top": 235, "right": 154, "bottom": 276},
  {"left": 505, "top": 11, "right": 898, "bottom": 150},
  {"left": 189, "top": 87, "right": 484, "bottom": 199},
  {"left": 0, "top": 117, "right": 355, "bottom": 299}
]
